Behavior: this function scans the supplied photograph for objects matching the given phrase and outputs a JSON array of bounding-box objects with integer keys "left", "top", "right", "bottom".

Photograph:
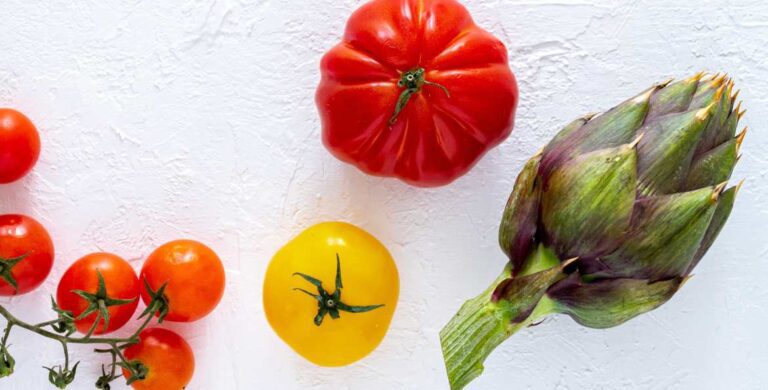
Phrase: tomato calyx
[
  {"left": 44, "top": 362, "right": 79, "bottom": 389},
  {"left": 0, "top": 254, "right": 28, "bottom": 293},
  {"left": 95, "top": 362, "right": 121, "bottom": 389},
  {"left": 117, "top": 359, "right": 148, "bottom": 385},
  {"left": 71, "top": 270, "right": 138, "bottom": 337},
  {"left": 139, "top": 278, "right": 170, "bottom": 323},
  {"left": 49, "top": 297, "right": 77, "bottom": 336},
  {"left": 0, "top": 343, "right": 14, "bottom": 378},
  {"left": 388, "top": 68, "right": 451, "bottom": 126},
  {"left": 293, "top": 254, "right": 385, "bottom": 326}
]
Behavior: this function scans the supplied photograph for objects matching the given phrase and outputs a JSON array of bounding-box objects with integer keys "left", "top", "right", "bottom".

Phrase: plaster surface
[{"left": 1, "top": 0, "right": 766, "bottom": 389}]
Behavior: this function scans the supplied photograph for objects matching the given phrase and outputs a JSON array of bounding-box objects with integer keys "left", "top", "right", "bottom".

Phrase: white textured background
[{"left": 1, "top": 0, "right": 767, "bottom": 389}]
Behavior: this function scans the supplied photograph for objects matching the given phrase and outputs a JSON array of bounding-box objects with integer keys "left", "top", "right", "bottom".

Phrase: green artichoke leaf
[
  {"left": 541, "top": 115, "right": 591, "bottom": 160},
  {"left": 491, "top": 258, "right": 575, "bottom": 323},
  {"left": 646, "top": 75, "right": 700, "bottom": 120},
  {"left": 690, "top": 75, "right": 724, "bottom": 108},
  {"left": 696, "top": 82, "right": 736, "bottom": 155},
  {"left": 540, "top": 87, "right": 652, "bottom": 175},
  {"left": 601, "top": 185, "right": 721, "bottom": 281},
  {"left": 696, "top": 93, "right": 740, "bottom": 158},
  {"left": 687, "top": 185, "right": 739, "bottom": 274},
  {"left": 637, "top": 105, "right": 711, "bottom": 195},
  {"left": 541, "top": 142, "right": 638, "bottom": 259},
  {"left": 547, "top": 274, "right": 683, "bottom": 329},
  {"left": 499, "top": 154, "right": 542, "bottom": 274},
  {"left": 685, "top": 138, "right": 738, "bottom": 190}
]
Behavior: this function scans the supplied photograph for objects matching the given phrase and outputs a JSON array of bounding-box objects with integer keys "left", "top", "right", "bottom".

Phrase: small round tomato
[
  {"left": 56, "top": 253, "right": 140, "bottom": 335},
  {"left": 140, "top": 240, "right": 225, "bottom": 322},
  {"left": 122, "top": 328, "right": 195, "bottom": 390},
  {"left": 0, "top": 214, "right": 54, "bottom": 295},
  {"left": 0, "top": 108, "right": 41, "bottom": 184},
  {"left": 264, "top": 222, "right": 399, "bottom": 367}
]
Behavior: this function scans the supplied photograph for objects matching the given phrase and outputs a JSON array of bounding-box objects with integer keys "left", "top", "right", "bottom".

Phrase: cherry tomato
[
  {"left": 122, "top": 328, "right": 195, "bottom": 390},
  {"left": 140, "top": 240, "right": 225, "bottom": 322},
  {"left": 264, "top": 222, "right": 399, "bottom": 366},
  {"left": 56, "top": 253, "right": 140, "bottom": 335},
  {"left": 0, "top": 214, "right": 54, "bottom": 296},
  {"left": 316, "top": 0, "right": 518, "bottom": 187},
  {"left": 0, "top": 108, "right": 41, "bottom": 184}
]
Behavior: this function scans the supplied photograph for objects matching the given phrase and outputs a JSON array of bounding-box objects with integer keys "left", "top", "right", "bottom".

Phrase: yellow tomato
[{"left": 263, "top": 222, "right": 399, "bottom": 367}]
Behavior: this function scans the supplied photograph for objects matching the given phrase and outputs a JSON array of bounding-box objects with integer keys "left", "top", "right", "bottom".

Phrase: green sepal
[
  {"left": 636, "top": 106, "right": 710, "bottom": 195},
  {"left": 0, "top": 254, "right": 27, "bottom": 293},
  {"left": 685, "top": 138, "right": 737, "bottom": 190},
  {"left": 687, "top": 186, "right": 738, "bottom": 274},
  {"left": 547, "top": 274, "right": 683, "bottom": 329},
  {"left": 499, "top": 154, "right": 542, "bottom": 274},
  {"left": 50, "top": 296, "right": 77, "bottom": 336},
  {"left": 72, "top": 270, "right": 137, "bottom": 334},
  {"left": 95, "top": 363, "right": 119, "bottom": 390},
  {"left": 44, "top": 361, "right": 79, "bottom": 389},
  {"left": 139, "top": 279, "right": 170, "bottom": 324},
  {"left": 293, "top": 254, "right": 384, "bottom": 327},
  {"left": 541, "top": 143, "right": 637, "bottom": 259},
  {"left": 0, "top": 344, "right": 14, "bottom": 378},
  {"left": 117, "top": 360, "right": 148, "bottom": 385},
  {"left": 600, "top": 186, "right": 719, "bottom": 281}
]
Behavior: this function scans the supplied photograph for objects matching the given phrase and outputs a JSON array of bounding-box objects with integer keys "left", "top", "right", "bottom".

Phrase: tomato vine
[{"left": 0, "top": 278, "right": 169, "bottom": 389}]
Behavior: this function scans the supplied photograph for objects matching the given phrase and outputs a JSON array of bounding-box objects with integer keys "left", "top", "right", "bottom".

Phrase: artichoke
[{"left": 440, "top": 73, "right": 746, "bottom": 389}]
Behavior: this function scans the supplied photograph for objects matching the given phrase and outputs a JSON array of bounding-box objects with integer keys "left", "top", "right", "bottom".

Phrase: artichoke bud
[
  {"left": 539, "top": 87, "right": 651, "bottom": 176},
  {"left": 547, "top": 274, "right": 683, "bottom": 329},
  {"left": 636, "top": 104, "right": 712, "bottom": 195},
  {"left": 541, "top": 140, "right": 639, "bottom": 259},
  {"left": 600, "top": 185, "right": 723, "bottom": 281},
  {"left": 687, "top": 184, "right": 740, "bottom": 274},
  {"left": 499, "top": 154, "right": 542, "bottom": 274}
]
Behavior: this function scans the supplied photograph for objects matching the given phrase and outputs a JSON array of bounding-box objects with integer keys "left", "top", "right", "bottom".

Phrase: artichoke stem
[{"left": 440, "top": 264, "right": 557, "bottom": 390}]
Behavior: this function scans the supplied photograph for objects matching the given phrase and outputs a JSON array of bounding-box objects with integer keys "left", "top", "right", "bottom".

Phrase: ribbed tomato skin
[{"left": 317, "top": 0, "right": 518, "bottom": 187}]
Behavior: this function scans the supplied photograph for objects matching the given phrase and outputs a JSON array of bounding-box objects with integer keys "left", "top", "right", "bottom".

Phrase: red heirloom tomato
[
  {"left": 122, "top": 328, "right": 195, "bottom": 390},
  {"left": 0, "top": 108, "right": 41, "bottom": 184},
  {"left": 57, "top": 253, "right": 140, "bottom": 335},
  {"left": 316, "top": 0, "right": 518, "bottom": 187},
  {"left": 0, "top": 214, "right": 54, "bottom": 295},
  {"left": 140, "top": 240, "right": 225, "bottom": 322}
]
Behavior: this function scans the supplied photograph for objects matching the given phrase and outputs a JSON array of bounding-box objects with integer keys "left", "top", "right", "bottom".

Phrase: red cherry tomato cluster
[{"left": 0, "top": 108, "right": 225, "bottom": 390}]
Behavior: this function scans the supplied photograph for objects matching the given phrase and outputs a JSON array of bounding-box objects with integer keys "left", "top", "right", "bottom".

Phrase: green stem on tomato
[{"left": 388, "top": 68, "right": 451, "bottom": 126}]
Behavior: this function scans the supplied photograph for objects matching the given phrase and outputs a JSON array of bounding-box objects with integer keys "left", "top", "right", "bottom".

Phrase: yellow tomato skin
[{"left": 263, "top": 222, "right": 399, "bottom": 367}]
